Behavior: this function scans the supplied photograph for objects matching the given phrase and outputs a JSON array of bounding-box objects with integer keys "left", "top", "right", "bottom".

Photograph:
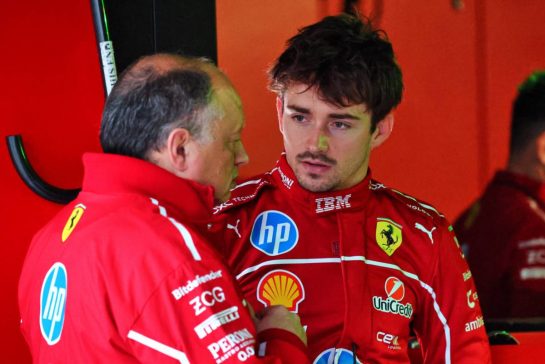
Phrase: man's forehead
[
  {"left": 133, "top": 54, "right": 186, "bottom": 74},
  {"left": 284, "top": 84, "right": 369, "bottom": 115}
]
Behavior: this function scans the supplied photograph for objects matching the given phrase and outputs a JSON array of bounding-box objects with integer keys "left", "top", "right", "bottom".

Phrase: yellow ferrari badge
[
  {"left": 61, "top": 203, "right": 86, "bottom": 242},
  {"left": 376, "top": 217, "right": 403, "bottom": 256}
]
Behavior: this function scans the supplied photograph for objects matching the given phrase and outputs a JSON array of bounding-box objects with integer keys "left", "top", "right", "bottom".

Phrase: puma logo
[
  {"left": 414, "top": 223, "right": 436, "bottom": 244},
  {"left": 227, "top": 219, "right": 241, "bottom": 238}
]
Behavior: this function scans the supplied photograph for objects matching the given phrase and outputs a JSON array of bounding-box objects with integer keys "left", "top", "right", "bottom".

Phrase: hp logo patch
[
  {"left": 313, "top": 348, "right": 362, "bottom": 364},
  {"left": 40, "top": 262, "right": 67, "bottom": 345},
  {"left": 250, "top": 210, "right": 298, "bottom": 256}
]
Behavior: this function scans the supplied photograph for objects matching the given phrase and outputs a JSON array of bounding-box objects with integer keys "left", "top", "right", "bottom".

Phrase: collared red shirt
[
  {"left": 215, "top": 155, "right": 491, "bottom": 364},
  {"left": 18, "top": 153, "right": 308, "bottom": 363},
  {"left": 455, "top": 170, "right": 545, "bottom": 319}
]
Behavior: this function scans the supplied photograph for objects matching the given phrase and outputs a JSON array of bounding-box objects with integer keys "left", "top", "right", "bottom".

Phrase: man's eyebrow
[
  {"left": 286, "top": 105, "right": 310, "bottom": 114},
  {"left": 328, "top": 113, "right": 359, "bottom": 120},
  {"left": 286, "top": 104, "right": 360, "bottom": 120}
]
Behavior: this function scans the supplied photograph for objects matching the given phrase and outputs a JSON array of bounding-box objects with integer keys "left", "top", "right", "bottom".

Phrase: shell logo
[
  {"left": 257, "top": 270, "right": 305, "bottom": 312},
  {"left": 385, "top": 276, "right": 405, "bottom": 301}
]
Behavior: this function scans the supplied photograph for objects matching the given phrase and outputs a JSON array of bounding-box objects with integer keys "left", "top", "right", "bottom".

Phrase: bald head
[
  {"left": 121, "top": 53, "right": 233, "bottom": 94},
  {"left": 99, "top": 53, "right": 229, "bottom": 160}
]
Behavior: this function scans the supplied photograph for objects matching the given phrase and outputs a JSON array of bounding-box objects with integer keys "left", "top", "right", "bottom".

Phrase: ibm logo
[
  {"left": 40, "top": 262, "right": 67, "bottom": 345},
  {"left": 315, "top": 194, "right": 352, "bottom": 213},
  {"left": 250, "top": 210, "right": 298, "bottom": 256}
]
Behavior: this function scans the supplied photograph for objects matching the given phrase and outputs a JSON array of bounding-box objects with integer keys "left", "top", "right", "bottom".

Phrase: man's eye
[
  {"left": 332, "top": 121, "right": 350, "bottom": 129},
  {"left": 292, "top": 115, "right": 305, "bottom": 122}
]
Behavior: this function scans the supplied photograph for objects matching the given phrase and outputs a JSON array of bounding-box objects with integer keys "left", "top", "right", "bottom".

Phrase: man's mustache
[{"left": 296, "top": 151, "right": 337, "bottom": 165}]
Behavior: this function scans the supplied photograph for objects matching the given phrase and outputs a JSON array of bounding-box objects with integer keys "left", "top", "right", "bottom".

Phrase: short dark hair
[
  {"left": 510, "top": 70, "right": 545, "bottom": 155},
  {"left": 269, "top": 13, "right": 403, "bottom": 127},
  {"left": 100, "top": 57, "right": 219, "bottom": 159}
]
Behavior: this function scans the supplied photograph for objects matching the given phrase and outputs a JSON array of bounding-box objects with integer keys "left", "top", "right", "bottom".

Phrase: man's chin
[{"left": 297, "top": 175, "right": 336, "bottom": 193}]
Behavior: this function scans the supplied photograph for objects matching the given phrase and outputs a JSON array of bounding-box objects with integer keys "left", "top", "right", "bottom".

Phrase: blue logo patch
[
  {"left": 250, "top": 210, "right": 298, "bottom": 256},
  {"left": 314, "top": 348, "right": 362, "bottom": 364},
  {"left": 40, "top": 262, "right": 67, "bottom": 345}
]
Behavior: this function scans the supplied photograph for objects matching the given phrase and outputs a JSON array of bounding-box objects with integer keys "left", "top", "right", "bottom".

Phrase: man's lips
[
  {"left": 295, "top": 152, "right": 336, "bottom": 175},
  {"left": 300, "top": 159, "right": 332, "bottom": 174}
]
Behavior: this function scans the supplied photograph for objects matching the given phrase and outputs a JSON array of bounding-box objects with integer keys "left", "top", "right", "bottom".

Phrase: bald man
[{"left": 18, "top": 54, "right": 308, "bottom": 363}]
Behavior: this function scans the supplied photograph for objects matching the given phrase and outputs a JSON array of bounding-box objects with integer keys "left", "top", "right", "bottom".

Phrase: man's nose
[
  {"left": 307, "top": 127, "right": 329, "bottom": 153},
  {"left": 235, "top": 142, "right": 249, "bottom": 167}
]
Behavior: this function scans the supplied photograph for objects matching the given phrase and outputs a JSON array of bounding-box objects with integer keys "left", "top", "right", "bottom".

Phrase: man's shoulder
[
  {"left": 455, "top": 181, "right": 545, "bottom": 239},
  {"left": 59, "top": 195, "right": 211, "bottom": 259},
  {"left": 369, "top": 180, "right": 447, "bottom": 223},
  {"left": 213, "top": 171, "right": 276, "bottom": 215}
]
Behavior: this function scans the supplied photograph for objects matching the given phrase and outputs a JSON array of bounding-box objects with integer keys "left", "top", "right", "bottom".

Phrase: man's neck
[{"left": 507, "top": 158, "right": 545, "bottom": 183}]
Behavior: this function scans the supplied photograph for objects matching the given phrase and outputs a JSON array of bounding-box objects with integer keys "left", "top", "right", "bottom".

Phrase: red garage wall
[
  {"left": 1, "top": 1, "right": 544, "bottom": 362},
  {"left": 0, "top": 1, "right": 104, "bottom": 361}
]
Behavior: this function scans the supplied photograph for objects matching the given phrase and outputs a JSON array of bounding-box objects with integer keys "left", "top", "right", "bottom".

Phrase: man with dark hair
[
  {"left": 214, "top": 14, "right": 491, "bottom": 363},
  {"left": 18, "top": 54, "right": 309, "bottom": 363},
  {"left": 455, "top": 70, "right": 545, "bottom": 319}
]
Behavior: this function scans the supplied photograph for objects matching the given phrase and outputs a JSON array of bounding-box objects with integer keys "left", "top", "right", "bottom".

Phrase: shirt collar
[
  {"left": 494, "top": 170, "right": 545, "bottom": 205},
  {"left": 270, "top": 154, "right": 372, "bottom": 215},
  {"left": 82, "top": 153, "right": 215, "bottom": 222}
]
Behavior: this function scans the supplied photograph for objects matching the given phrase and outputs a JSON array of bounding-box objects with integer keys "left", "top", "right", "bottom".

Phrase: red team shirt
[
  {"left": 214, "top": 155, "right": 491, "bottom": 363},
  {"left": 18, "top": 153, "right": 308, "bottom": 363},
  {"left": 455, "top": 170, "right": 545, "bottom": 319}
]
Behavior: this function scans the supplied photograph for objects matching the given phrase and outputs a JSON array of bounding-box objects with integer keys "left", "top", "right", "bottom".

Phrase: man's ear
[
  {"left": 535, "top": 131, "right": 545, "bottom": 166},
  {"left": 166, "top": 128, "right": 192, "bottom": 173},
  {"left": 370, "top": 113, "right": 394, "bottom": 150},
  {"left": 276, "top": 96, "right": 284, "bottom": 133}
]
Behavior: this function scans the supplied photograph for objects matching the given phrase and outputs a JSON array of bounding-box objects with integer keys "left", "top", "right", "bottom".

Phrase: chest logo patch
[
  {"left": 250, "top": 210, "right": 298, "bottom": 256},
  {"left": 40, "top": 262, "right": 68, "bottom": 345},
  {"left": 372, "top": 276, "right": 413, "bottom": 319},
  {"left": 376, "top": 217, "right": 403, "bottom": 256},
  {"left": 257, "top": 270, "right": 305, "bottom": 312},
  {"left": 315, "top": 194, "right": 352, "bottom": 213},
  {"left": 313, "top": 348, "right": 362, "bottom": 364},
  {"left": 61, "top": 204, "right": 86, "bottom": 242},
  {"left": 385, "top": 276, "right": 405, "bottom": 301}
]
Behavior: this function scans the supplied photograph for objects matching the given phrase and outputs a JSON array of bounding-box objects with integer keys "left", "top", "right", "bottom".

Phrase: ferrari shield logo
[
  {"left": 61, "top": 203, "right": 86, "bottom": 242},
  {"left": 376, "top": 218, "right": 402, "bottom": 256}
]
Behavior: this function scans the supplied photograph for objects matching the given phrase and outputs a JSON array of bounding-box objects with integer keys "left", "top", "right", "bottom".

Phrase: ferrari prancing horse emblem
[{"left": 376, "top": 217, "right": 403, "bottom": 256}]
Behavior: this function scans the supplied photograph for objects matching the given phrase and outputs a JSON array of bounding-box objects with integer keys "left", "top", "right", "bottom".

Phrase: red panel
[
  {"left": 491, "top": 332, "right": 545, "bottom": 363},
  {"left": 370, "top": 1, "right": 481, "bottom": 220},
  {"left": 484, "top": 0, "right": 545, "bottom": 181},
  {"left": 0, "top": 1, "right": 103, "bottom": 362}
]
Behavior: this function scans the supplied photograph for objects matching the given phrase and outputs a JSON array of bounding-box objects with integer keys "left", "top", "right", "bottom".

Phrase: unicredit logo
[
  {"left": 372, "top": 276, "right": 413, "bottom": 319},
  {"left": 385, "top": 277, "right": 405, "bottom": 301}
]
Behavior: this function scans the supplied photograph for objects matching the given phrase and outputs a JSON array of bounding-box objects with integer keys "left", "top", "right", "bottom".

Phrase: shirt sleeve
[
  {"left": 125, "top": 258, "right": 309, "bottom": 364},
  {"left": 413, "top": 220, "right": 491, "bottom": 363}
]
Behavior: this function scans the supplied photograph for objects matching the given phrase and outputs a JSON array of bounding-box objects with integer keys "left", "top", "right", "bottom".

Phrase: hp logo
[
  {"left": 314, "top": 348, "right": 362, "bottom": 364},
  {"left": 40, "top": 262, "right": 67, "bottom": 345},
  {"left": 250, "top": 210, "right": 298, "bottom": 256}
]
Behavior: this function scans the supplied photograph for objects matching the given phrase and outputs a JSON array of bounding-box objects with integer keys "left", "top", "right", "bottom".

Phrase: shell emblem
[{"left": 257, "top": 269, "right": 305, "bottom": 312}]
